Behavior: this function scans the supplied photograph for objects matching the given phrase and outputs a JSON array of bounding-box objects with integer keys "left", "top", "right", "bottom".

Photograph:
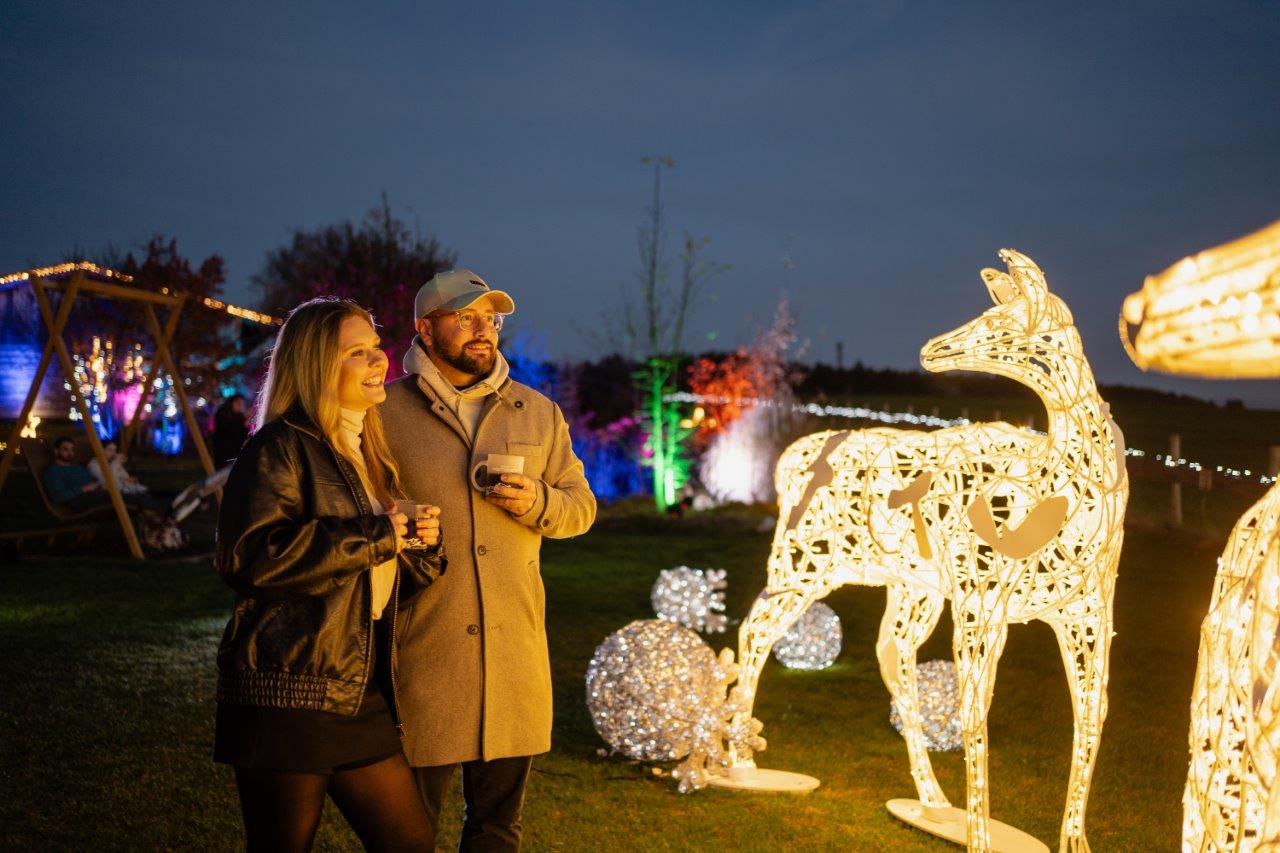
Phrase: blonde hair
[{"left": 255, "top": 297, "right": 401, "bottom": 505}]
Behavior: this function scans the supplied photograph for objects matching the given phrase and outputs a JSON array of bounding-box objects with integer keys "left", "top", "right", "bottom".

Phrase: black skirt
[{"left": 213, "top": 619, "right": 400, "bottom": 774}]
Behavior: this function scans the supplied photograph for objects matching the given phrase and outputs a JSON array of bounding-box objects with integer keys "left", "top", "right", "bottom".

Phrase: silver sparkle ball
[
  {"left": 773, "top": 601, "right": 842, "bottom": 670},
  {"left": 889, "top": 658, "right": 962, "bottom": 752},
  {"left": 585, "top": 619, "right": 733, "bottom": 762},
  {"left": 650, "top": 566, "right": 729, "bottom": 634}
]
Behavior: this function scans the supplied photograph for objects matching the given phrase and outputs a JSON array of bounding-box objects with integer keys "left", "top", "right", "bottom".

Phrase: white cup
[{"left": 470, "top": 453, "right": 525, "bottom": 494}]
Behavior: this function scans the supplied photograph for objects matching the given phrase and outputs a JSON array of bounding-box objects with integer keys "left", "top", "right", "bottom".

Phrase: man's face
[
  {"left": 54, "top": 441, "right": 76, "bottom": 463},
  {"left": 417, "top": 295, "right": 502, "bottom": 381}
]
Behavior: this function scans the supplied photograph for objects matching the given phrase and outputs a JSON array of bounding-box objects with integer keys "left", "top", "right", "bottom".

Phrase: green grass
[{"left": 0, "top": 450, "right": 1259, "bottom": 851}]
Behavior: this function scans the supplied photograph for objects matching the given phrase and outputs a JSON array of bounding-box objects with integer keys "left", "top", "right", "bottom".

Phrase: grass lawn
[{"left": 0, "top": 456, "right": 1261, "bottom": 850}]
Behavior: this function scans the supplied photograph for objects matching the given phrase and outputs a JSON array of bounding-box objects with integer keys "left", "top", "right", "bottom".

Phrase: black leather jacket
[{"left": 214, "top": 410, "right": 445, "bottom": 718}]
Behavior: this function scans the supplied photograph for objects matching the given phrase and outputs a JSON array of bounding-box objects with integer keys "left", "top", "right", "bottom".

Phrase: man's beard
[{"left": 433, "top": 338, "right": 495, "bottom": 378}]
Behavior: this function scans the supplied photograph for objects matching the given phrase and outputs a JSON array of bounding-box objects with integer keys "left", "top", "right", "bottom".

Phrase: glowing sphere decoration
[
  {"left": 585, "top": 619, "right": 764, "bottom": 792},
  {"left": 889, "top": 660, "right": 962, "bottom": 752},
  {"left": 1122, "top": 221, "right": 1280, "bottom": 852},
  {"left": 773, "top": 601, "right": 841, "bottom": 670},
  {"left": 650, "top": 566, "right": 728, "bottom": 634}
]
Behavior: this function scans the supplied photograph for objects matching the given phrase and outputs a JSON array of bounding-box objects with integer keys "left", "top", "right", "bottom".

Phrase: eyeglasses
[{"left": 431, "top": 309, "right": 506, "bottom": 332}]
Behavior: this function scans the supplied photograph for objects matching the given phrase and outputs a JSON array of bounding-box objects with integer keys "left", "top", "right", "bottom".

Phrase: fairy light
[
  {"left": 0, "top": 262, "right": 281, "bottom": 326},
  {"left": 651, "top": 567, "right": 729, "bottom": 634},
  {"left": 727, "top": 251, "right": 1127, "bottom": 851},
  {"left": 668, "top": 400, "right": 1274, "bottom": 487},
  {"left": 1122, "top": 222, "right": 1280, "bottom": 852},
  {"left": 585, "top": 619, "right": 764, "bottom": 792},
  {"left": 0, "top": 261, "right": 133, "bottom": 288}
]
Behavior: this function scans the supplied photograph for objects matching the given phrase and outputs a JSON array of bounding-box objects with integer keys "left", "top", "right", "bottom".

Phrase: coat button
[
  {"left": 540, "top": 519, "right": 550, "bottom": 528},
  {"left": 477, "top": 545, "right": 487, "bottom": 556},
  {"left": 467, "top": 624, "right": 479, "bottom": 635}
]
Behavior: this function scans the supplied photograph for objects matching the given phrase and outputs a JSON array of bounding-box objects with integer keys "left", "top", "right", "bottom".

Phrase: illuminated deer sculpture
[{"left": 727, "top": 251, "right": 1128, "bottom": 851}]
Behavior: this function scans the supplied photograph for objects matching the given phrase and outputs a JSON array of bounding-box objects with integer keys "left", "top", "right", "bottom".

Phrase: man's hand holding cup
[{"left": 485, "top": 473, "right": 537, "bottom": 517}]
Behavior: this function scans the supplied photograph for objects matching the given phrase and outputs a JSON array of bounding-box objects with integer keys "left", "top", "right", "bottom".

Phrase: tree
[
  {"left": 254, "top": 195, "right": 456, "bottom": 375},
  {"left": 616, "top": 157, "right": 728, "bottom": 511}
]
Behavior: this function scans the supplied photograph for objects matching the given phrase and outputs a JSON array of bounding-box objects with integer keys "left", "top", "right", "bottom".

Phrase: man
[
  {"left": 380, "top": 269, "right": 596, "bottom": 849},
  {"left": 42, "top": 436, "right": 170, "bottom": 515}
]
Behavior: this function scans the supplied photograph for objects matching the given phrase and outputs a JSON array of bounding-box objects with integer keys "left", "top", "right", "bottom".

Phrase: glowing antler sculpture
[
  {"left": 728, "top": 251, "right": 1128, "bottom": 852},
  {"left": 1122, "top": 221, "right": 1280, "bottom": 852}
]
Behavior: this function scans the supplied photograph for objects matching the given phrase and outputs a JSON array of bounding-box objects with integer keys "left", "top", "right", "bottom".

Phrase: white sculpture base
[
  {"left": 708, "top": 766, "right": 820, "bottom": 793},
  {"left": 886, "top": 799, "right": 1049, "bottom": 853}
]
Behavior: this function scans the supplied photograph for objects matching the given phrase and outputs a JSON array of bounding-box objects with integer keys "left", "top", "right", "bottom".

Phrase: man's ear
[{"left": 415, "top": 317, "right": 433, "bottom": 347}]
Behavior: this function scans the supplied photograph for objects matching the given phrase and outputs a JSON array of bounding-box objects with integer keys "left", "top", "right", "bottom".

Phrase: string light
[
  {"left": 668, "top": 398, "right": 1274, "bottom": 487},
  {"left": 651, "top": 567, "right": 729, "bottom": 634},
  {"left": 585, "top": 619, "right": 764, "bottom": 793},
  {"left": 0, "top": 261, "right": 133, "bottom": 287},
  {"left": 889, "top": 660, "right": 962, "bottom": 752},
  {"left": 0, "top": 261, "right": 282, "bottom": 326},
  {"left": 773, "top": 601, "right": 842, "bottom": 670},
  {"left": 727, "top": 251, "right": 1127, "bottom": 851},
  {"left": 1122, "top": 223, "right": 1280, "bottom": 852}
]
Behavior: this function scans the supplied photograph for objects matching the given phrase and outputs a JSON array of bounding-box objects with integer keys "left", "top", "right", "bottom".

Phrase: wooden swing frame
[{"left": 0, "top": 269, "right": 217, "bottom": 559}]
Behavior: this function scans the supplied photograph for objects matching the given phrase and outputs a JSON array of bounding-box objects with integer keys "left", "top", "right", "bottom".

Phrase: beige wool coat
[{"left": 380, "top": 350, "right": 596, "bottom": 765}]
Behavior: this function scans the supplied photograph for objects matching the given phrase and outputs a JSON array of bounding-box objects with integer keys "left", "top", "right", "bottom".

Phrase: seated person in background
[
  {"left": 43, "top": 436, "right": 170, "bottom": 516},
  {"left": 86, "top": 438, "right": 147, "bottom": 495}
]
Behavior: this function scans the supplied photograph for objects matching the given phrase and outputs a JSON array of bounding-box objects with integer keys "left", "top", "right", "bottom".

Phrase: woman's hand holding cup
[
  {"left": 391, "top": 501, "right": 441, "bottom": 550},
  {"left": 385, "top": 504, "right": 410, "bottom": 551}
]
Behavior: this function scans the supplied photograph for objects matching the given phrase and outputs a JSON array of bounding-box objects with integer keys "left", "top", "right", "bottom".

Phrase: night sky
[{"left": 3, "top": 1, "right": 1278, "bottom": 405}]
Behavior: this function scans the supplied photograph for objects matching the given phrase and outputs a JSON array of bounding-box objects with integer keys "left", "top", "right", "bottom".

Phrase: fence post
[{"left": 1170, "top": 433, "right": 1183, "bottom": 527}]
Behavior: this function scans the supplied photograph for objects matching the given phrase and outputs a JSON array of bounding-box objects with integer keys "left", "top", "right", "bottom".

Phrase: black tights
[{"left": 234, "top": 751, "right": 434, "bottom": 852}]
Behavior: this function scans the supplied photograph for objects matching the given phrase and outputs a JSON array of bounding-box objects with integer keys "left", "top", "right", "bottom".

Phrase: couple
[{"left": 213, "top": 271, "right": 596, "bottom": 851}]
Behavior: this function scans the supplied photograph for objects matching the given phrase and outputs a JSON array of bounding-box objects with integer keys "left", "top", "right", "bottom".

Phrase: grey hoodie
[{"left": 402, "top": 336, "right": 510, "bottom": 442}]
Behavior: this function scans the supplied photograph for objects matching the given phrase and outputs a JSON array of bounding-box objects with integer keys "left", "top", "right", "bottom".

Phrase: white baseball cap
[{"left": 414, "top": 269, "right": 516, "bottom": 319}]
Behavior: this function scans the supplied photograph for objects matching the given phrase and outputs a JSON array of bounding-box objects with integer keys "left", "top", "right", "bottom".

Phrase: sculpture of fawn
[{"left": 728, "top": 251, "right": 1128, "bottom": 851}]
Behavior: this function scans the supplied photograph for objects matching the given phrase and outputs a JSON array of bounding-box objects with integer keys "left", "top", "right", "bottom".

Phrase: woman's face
[
  {"left": 103, "top": 442, "right": 118, "bottom": 460},
  {"left": 336, "top": 315, "right": 388, "bottom": 411}
]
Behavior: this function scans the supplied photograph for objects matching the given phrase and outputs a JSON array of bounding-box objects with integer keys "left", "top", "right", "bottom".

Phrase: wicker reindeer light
[
  {"left": 723, "top": 251, "right": 1128, "bottom": 852},
  {"left": 1122, "top": 221, "right": 1280, "bottom": 852}
]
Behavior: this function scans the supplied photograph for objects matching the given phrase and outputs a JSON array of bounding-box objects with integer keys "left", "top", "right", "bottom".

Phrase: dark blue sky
[{"left": 3, "top": 1, "right": 1278, "bottom": 405}]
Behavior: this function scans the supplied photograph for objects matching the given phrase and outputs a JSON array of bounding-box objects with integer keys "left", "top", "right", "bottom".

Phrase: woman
[{"left": 213, "top": 298, "right": 445, "bottom": 851}]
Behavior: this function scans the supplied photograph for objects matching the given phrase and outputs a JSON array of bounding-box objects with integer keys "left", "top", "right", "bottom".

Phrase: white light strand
[
  {"left": 651, "top": 567, "right": 729, "bottom": 634},
  {"left": 668, "top": 392, "right": 1275, "bottom": 487}
]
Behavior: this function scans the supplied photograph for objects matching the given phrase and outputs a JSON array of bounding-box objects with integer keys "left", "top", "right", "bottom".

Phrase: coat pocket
[{"left": 508, "top": 442, "right": 547, "bottom": 477}]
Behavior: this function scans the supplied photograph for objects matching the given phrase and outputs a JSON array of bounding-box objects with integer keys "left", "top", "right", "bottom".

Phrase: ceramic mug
[{"left": 470, "top": 453, "right": 525, "bottom": 494}]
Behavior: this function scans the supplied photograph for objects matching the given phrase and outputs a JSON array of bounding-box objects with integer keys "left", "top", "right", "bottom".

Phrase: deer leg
[
  {"left": 1050, "top": 601, "right": 1113, "bottom": 853},
  {"left": 729, "top": 578, "right": 827, "bottom": 766},
  {"left": 877, "top": 582, "right": 950, "bottom": 807},
  {"left": 953, "top": 604, "right": 1010, "bottom": 853}
]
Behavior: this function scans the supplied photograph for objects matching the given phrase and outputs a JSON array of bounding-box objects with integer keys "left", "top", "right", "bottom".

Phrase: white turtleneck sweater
[{"left": 339, "top": 407, "right": 397, "bottom": 620}]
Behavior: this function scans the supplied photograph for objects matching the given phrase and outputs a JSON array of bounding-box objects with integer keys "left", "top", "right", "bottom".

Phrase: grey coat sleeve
[{"left": 516, "top": 402, "right": 597, "bottom": 538}]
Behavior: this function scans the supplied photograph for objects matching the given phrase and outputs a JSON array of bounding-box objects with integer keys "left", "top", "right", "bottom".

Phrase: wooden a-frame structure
[{"left": 0, "top": 266, "right": 217, "bottom": 559}]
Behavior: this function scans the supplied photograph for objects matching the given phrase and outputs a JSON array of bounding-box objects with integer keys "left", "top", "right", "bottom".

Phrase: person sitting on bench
[
  {"left": 86, "top": 437, "right": 148, "bottom": 495},
  {"left": 43, "top": 436, "right": 171, "bottom": 516}
]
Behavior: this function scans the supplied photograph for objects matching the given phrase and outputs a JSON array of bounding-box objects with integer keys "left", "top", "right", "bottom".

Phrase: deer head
[{"left": 919, "top": 250, "right": 1078, "bottom": 400}]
